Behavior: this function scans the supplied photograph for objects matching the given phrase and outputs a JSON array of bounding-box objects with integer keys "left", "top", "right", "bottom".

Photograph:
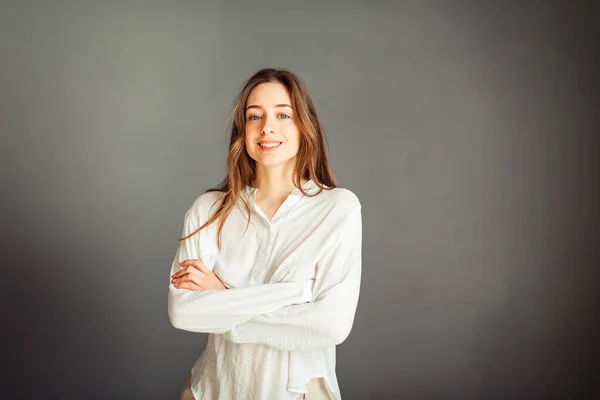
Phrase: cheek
[
  {"left": 287, "top": 127, "right": 301, "bottom": 150},
  {"left": 244, "top": 128, "right": 256, "bottom": 146}
]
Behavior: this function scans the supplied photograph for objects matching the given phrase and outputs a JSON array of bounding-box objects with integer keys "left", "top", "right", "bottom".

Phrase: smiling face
[{"left": 244, "top": 82, "right": 301, "bottom": 172}]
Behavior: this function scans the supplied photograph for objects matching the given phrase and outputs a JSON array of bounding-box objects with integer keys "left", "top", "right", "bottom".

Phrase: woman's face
[{"left": 244, "top": 82, "right": 300, "bottom": 171}]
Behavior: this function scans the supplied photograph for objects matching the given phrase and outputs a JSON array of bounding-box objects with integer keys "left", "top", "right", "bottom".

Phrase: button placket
[
  {"left": 247, "top": 186, "right": 302, "bottom": 283},
  {"left": 259, "top": 225, "right": 276, "bottom": 282},
  {"left": 251, "top": 220, "right": 274, "bottom": 284}
]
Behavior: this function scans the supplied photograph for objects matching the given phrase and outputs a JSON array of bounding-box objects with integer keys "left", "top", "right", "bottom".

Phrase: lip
[{"left": 257, "top": 141, "right": 282, "bottom": 152}]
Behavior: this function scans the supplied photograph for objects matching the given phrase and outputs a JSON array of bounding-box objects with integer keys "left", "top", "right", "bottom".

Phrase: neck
[{"left": 253, "top": 164, "right": 306, "bottom": 199}]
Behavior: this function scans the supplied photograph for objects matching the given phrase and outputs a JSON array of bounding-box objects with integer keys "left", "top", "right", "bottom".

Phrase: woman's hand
[{"left": 171, "top": 259, "right": 227, "bottom": 291}]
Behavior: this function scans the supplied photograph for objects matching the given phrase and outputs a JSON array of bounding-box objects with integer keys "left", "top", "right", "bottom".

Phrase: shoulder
[
  {"left": 316, "top": 187, "right": 362, "bottom": 236},
  {"left": 311, "top": 186, "right": 361, "bottom": 227},
  {"left": 186, "top": 190, "right": 226, "bottom": 220},
  {"left": 321, "top": 186, "right": 361, "bottom": 212}
]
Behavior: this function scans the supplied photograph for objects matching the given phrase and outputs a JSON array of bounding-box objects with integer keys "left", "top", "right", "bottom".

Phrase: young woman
[{"left": 168, "top": 68, "right": 362, "bottom": 400}]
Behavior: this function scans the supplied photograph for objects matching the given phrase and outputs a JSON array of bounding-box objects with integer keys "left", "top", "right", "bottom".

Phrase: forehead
[{"left": 247, "top": 82, "right": 291, "bottom": 107}]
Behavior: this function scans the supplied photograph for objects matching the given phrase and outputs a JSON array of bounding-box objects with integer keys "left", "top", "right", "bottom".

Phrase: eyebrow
[{"left": 246, "top": 104, "right": 293, "bottom": 111}]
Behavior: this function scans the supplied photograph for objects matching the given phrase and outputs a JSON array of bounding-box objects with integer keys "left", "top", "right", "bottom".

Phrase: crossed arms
[{"left": 167, "top": 207, "right": 362, "bottom": 351}]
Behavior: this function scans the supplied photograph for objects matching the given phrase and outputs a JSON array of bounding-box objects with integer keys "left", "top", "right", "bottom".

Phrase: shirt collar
[{"left": 243, "top": 179, "right": 318, "bottom": 198}]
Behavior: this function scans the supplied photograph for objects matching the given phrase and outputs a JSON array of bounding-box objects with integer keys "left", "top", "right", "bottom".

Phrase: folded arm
[
  {"left": 167, "top": 210, "right": 312, "bottom": 334},
  {"left": 223, "top": 207, "right": 362, "bottom": 351}
]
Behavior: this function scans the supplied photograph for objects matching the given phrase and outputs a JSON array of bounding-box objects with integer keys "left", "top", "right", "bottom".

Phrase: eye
[
  {"left": 278, "top": 113, "right": 290, "bottom": 119},
  {"left": 248, "top": 115, "right": 261, "bottom": 121}
]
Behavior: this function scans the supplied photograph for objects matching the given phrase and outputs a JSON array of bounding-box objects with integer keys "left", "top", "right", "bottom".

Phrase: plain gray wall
[{"left": 1, "top": 1, "right": 598, "bottom": 399}]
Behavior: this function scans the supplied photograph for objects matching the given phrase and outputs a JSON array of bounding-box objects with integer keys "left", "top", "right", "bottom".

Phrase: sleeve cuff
[{"left": 301, "top": 278, "right": 315, "bottom": 303}]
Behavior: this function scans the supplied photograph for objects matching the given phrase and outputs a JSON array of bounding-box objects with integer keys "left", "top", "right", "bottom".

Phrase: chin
[
  {"left": 256, "top": 159, "right": 286, "bottom": 168},
  {"left": 253, "top": 157, "right": 296, "bottom": 169}
]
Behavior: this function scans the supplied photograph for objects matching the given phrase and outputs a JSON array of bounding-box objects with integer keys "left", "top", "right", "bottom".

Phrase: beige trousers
[
  {"left": 179, "top": 376, "right": 330, "bottom": 400},
  {"left": 296, "top": 377, "right": 331, "bottom": 400},
  {"left": 179, "top": 377, "right": 194, "bottom": 400}
]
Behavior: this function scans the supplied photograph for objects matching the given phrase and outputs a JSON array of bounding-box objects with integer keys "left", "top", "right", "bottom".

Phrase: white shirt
[{"left": 168, "top": 179, "right": 362, "bottom": 400}]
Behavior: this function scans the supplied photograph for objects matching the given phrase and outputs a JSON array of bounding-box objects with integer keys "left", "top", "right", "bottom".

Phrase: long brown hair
[{"left": 180, "top": 68, "right": 336, "bottom": 248}]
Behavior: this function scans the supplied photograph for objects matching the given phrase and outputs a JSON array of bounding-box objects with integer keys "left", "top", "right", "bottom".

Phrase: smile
[{"left": 258, "top": 142, "right": 282, "bottom": 150}]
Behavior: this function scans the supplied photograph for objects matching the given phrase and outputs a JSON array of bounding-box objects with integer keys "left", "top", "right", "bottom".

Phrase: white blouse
[{"left": 168, "top": 179, "right": 362, "bottom": 400}]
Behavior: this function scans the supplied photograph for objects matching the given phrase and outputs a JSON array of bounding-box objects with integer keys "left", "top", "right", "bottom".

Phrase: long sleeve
[
  {"left": 223, "top": 206, "right": 362, "bottom": 351},
  {"left": 168, "top": 209, "right": 313, "bottom": 334}
]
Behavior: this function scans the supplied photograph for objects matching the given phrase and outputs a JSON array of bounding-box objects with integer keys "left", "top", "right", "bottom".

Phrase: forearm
[
  {"left": 224, "top": 207, "right": 363, "bottom": 351},
  {"left": 168, "top": 278, "right": 311, "bottom": 334},
  {"left": 224, "top": 270, "right": 360, "bottom": 351},
  {"left": 168, "top": 210, "right": 312, "bottom": 334}
]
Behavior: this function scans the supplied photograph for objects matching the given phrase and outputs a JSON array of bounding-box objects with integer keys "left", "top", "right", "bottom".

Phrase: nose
[
  {"left": 261, "top": 125, "right": 274, "bottom": 135},
  {"left": 261, "top": 115, "right": 275, "bottom": 135}
]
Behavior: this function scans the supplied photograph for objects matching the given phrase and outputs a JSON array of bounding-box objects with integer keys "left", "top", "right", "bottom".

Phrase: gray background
[{"left": 1, "top": 1, "right": 598, "bottom": 399}]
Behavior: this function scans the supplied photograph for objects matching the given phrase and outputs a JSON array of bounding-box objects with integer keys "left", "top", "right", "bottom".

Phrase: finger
[
  {"left": 180, "top": 278, "right": 207, "bottom": 290},
  {"left": 177, "top": 269, "right": 206, "bottom": 283},
  {"left": 174, "top": 280, "right": 202, "bottom": 291},
  {"left": 177, "top": 276, "right": 200, "bottom": 286},
  {"left": 193, "top": 263, "right": 211, "bottom": 274},
  {"left": 186, "top": 267, "right": 206, "bottom": 281},
  {"left": 172, "top": 270, "right": 203, "bottom": 286},
  {"left": 179, "top": 259, "right": 203, "bottom": 268},
  {"left": 172, "top": 270, "right": 188, "bottom": 279},
  {"left": 172, "top": 268, "right": 191, "bottom": 279},
  {"left": 173, "top": 275, "right": 203, "bottom": 289},
  {"left": 172, "top": 266, "right": 205, "bottom": 279},
  {"left": 172, "top": 270, "right": 183, "bottom": 279},
  {"left": 180, "top": 259, "right": 211, "bottom": 273}
]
